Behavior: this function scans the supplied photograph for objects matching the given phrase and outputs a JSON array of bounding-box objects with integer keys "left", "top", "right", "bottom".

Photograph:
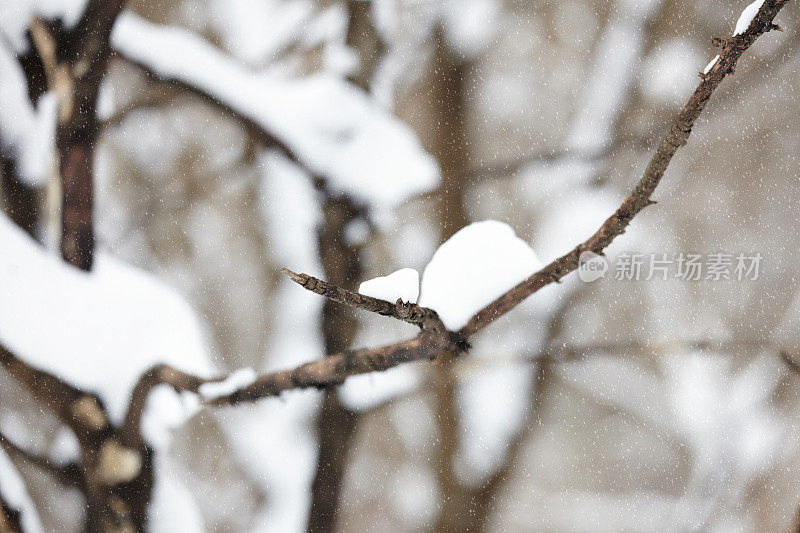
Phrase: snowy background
[{"left": 1, "top": 0, "right": 800, "bottom": 531}]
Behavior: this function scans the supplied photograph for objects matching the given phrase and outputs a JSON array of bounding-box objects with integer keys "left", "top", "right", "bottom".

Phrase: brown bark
[
  {"left": 0, "top": 500, "right": 21, "bottom": 533},
  {"left": 0, "top": 158, "right": 40, "bottom": 237},
  {"left": 307, "top": 196, "right": 365, "bottom": 533},
  {"left": 426, "top": 27, "right": 476, "bottom": 533},
  {"left": 43, "top": 0, "right": 128, "bottom": 270},
  {"left": 127, "top": 0, "right": 791, "bottom": 414},
  {"left": 307, "top": 392, "right": 358, "bottom": 533},
  {"left": 345, "top": 0, "right": 385, "bottom": 92},
  {"left": 282, "top": 268, "right": 443, "bottom": 330},
  {"left": 307, "top": 11, "right": 388, "bottom": 525},
  {"left": 0, "top": 28, "right": 50, "bottom": 238}
]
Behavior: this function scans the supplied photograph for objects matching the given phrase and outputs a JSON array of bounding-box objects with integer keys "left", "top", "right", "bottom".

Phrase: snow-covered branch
[
  {"left": 110, "top": 13, "right": 439, "bottom": 214},
  {"left": 183, "top": 0, "right": 791, "bottom": 405},
  {"left": 281, "top": 268, "right": 446, "bottom": 332}
]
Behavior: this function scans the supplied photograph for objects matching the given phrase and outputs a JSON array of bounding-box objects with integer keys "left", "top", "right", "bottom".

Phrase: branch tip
[{"left": 281, "top": 268, "right": 307, "bottom": 285}]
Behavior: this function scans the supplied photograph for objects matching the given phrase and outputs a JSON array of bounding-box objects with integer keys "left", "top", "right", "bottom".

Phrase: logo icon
[{"left": 578, "top": 251, "right": 608, "bottom": 282}]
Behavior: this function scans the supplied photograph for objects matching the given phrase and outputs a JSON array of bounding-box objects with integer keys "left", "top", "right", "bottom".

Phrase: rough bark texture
[
  {"left": 282, "top": 268, "right": 443, "bottom": 330},
  {"left": 308, "top": 10, "right": 386, "bottom": 527}
]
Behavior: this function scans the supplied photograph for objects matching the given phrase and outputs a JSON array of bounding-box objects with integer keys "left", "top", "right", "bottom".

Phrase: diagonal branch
[
  {"left": 0, "top": 345, "right": 108, "bottom": 438},
  {"left": 459, "top": 0, "right": 789, "bottom": 337},
  {"left": 781, "top": 351, "right": 800, "bottom": 376},
  {"left": 113, "top": 51, "right": 318, "bottom": 175}
]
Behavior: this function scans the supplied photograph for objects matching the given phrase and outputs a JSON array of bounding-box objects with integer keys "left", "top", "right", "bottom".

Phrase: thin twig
[{"left": 281, "top": 269, "right": 445, "bottom": 332}]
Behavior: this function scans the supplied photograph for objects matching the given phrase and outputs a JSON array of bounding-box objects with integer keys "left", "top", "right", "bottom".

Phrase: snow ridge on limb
[
  {"left": 359, "top": 268, "right": 420, "bottom": 304},
  {"left": 111, "top": 13, "right": 439, "bottom": 214}
]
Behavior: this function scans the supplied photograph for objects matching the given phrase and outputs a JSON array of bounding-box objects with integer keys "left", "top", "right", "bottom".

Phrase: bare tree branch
[
  {"left": 424, "top": 26, "right": 479, "bottom": 533},
  {"left": 209, "top": 334, "right": 456, "bottom": 405},
  {"left": 118, "top": 335, "right": 457, "bottom": 413},
  {"left": 781, "top": 351, "right": 800, "bottom": 376},
  {"left": 281, "top": 268, "right": 446, "bottom": 332},
  {"left": 307, "top": 190, "right": 367, "bottom": 533},
  {"left": 27, "top": 1, "right": 131, "bottom": 270},
  {"left": 459, "top": 0, "right": 789, "bottom": 337}
]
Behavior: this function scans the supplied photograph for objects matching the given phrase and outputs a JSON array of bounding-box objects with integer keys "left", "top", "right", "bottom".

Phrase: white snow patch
[
  {"left": 418, "top": 221, "right": 542, "bottom": 331},
  {"left": 0, "top": 0, "right": 87, "bottom": 52},
  {"left": 50, "top": 426, "right": 81, "bottom": 464},
  {"left": 456, "top": 361, "right": 533, "bottom": 482},
  {"left": 0, "top": 448, "right": 44, "bottom": 533},
  {"left": 147, "top": 453, "right": 205, "bottom": 533},
  {"left": 0, "top": 45, "right": 57, "bottom": 187},
  {"left": 198, "top": 368, "right": 257, "bottom": 401},
  {"left": 0, "top": 213, "right": 214, "bottom": 423},
  {"left": 358, "top": 268, "right": 419, "bottom": 304},
  {"left": 441, "top": 0, "right": 499, "bottom": 59},
  {"left": 141, "top": 386, "right": 202, "bottom": 451},
  {"left": 704, "top": 55, "right": 720, "bottom": 74},
  {"left": 734, "top": 0, "right": 765, "bottom": 35},
  {"left": 207, "top": 0, "right": 313, "bottom": 65},
  {"left": 112, "top": 13, "right": 439, "bottom": 212},
  {"left": 339, "top": 363, "right": 421, "bottom": 411}
]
